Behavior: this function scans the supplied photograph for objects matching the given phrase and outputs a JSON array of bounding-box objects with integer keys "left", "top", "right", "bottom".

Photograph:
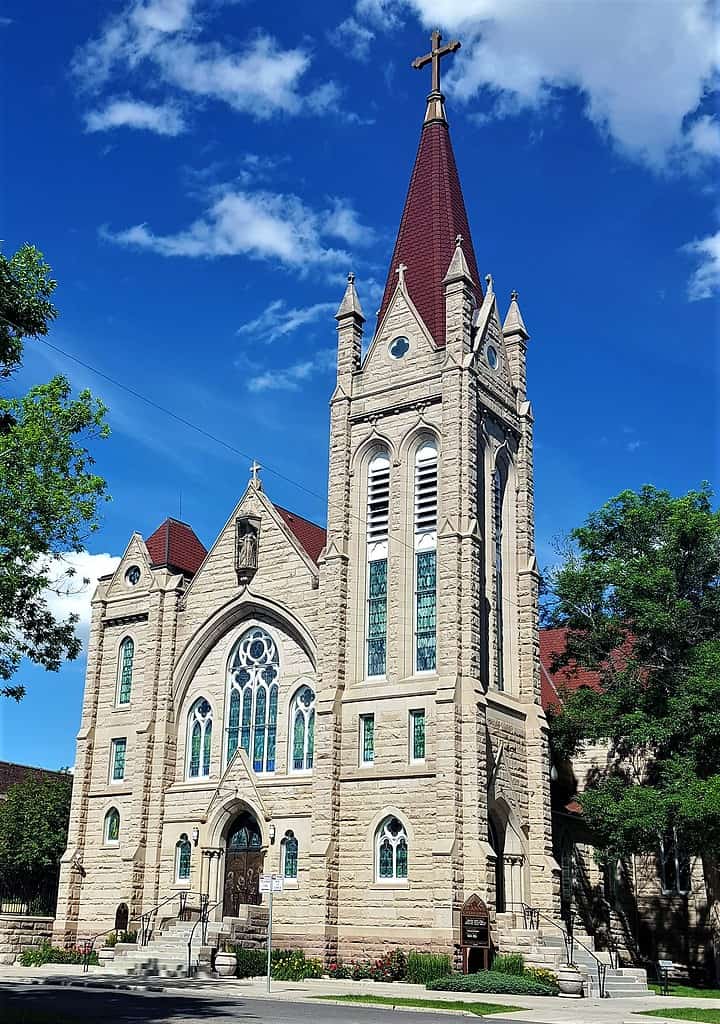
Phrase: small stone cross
[
  {"left": 250, "top": 460, "right": 262, "bottom": 485},
  {"left": 412, "top": 29, "right": 461, "bottom": 94},
  {"left": 396, "top": 262, "right": 408, "bottom": 288}
]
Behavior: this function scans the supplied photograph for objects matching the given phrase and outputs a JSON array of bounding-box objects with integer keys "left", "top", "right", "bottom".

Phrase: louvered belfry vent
[
  {"left": 367, "top": 453, "right": 390, "bottom": 547},
  {"left": 414, "top": 443, "right": 438, "bottom": 536}
]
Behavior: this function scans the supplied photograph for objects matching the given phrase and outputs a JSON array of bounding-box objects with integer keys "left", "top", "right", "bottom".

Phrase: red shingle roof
[
  {"left": 376, "top": 118, "right": 481, "bottom": 347},
  {"left": 145, "top": 518, "right": 207, "bottom": 576},
  {"left": 274, "top": 505, "right": 326, "bottom": 564},
  {"left": 539, "top": 626, "right": 624, "bottom": 712}
]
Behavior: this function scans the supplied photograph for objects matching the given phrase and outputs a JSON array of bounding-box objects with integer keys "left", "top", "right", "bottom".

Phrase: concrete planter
[
  {"left": 215, "top": 951, "right": 237, "bottom": 978},
  {"left": 557, "top": 965, "right": 584, "bottom": 998}
]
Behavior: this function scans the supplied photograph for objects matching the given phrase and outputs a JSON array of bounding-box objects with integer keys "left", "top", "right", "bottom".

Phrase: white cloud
[
  {"left": 103, "top": 188, "right": 374, "bottom": 275},
  {"left": 330, "top": 18, "right": 375, "bottom": 61},
  {"left": 246, "top": 347, "right": 337, "bottom": 392},
  {"left": 74, "top": 1, "right": 342, "bottom": 122},
  {"left": 237, "top": 299, "right": 336, "bottom": 343},
  {"left": 84, "top": 98, "right": 187, "bottom": 135},
  {"left": 41, "top": 551, "right": 121, "bottom": 642},
  {"left": 337, "top": 0, "right": 719, "bottom": 171},
  {"left": 686, "top": 115, "right": 720, "bottom": 159},
  {"left": 682, "top": 229, "right": 720, "bottom": 301},
  {"left": 324, "top": 197, "right": 376, "bottom": 246}
]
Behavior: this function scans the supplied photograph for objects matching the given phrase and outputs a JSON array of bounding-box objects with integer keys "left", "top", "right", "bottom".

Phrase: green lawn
[
  {"left": 649, "top": 985, "right": 720, "bottom": 1000},
  {"left": 315, "top": 994, "right": 523, "bottom": 1016},
  {"left": 639, "top": 1010, "right": 720, "bottom": 1022}
]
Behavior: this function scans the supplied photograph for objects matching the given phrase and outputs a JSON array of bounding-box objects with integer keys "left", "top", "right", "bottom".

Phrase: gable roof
[
  {"left": 376, "top": 117, "right": 481, "bottom": 347},
  {"left": 274, "top": 504, "right": 326, "bottom": 564},
  {"left": 539, "top": 626, "right": 617, "bottom": 713},
  {"left": 145, "top": 518, "right": 207, "bottom": 576}
]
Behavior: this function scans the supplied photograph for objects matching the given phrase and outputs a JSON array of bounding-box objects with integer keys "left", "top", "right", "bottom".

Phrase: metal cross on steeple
[
  {"left": 412, "top": 29, "right": 461, "bottom": 95},
  {"left": 250, "top": 460, "right": 262, "bottom": 485}
]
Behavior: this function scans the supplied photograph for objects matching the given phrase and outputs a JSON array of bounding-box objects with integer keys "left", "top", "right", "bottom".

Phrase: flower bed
[{"left": 19, "top": 941, "right": 99, "bottom": 967}]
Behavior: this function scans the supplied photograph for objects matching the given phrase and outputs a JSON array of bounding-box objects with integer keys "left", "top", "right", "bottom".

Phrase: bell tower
[{"left": 314, "top": 30, "right": 557, "bottom": 962}]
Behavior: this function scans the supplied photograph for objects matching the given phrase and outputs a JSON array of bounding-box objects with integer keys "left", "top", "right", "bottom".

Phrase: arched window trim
[
  {"left": 175, "top": 833, "right": 192, "bottom": 883},
  {"left": 366, "top": 449, "right": 390, "bottom": 679},
  {"left": 104, "top": 807, "right": 120, "bottom": 846},
  {"left": 226, "top": 626, "right": 280, "bottom": 774},
  {"left": 116, "top": 636, "right": 135, "bottom": 706},
  {"left": 375, "top": 815, "right": 409, "bottom": 882},
  {"left": 288, "top": 683, "right": 316, "bottom": 774},
  {"left": 413, "top": 438, "right": 438, "bottom": 674},
  {"left": 186, "top": 698, "right": 213, "bottom": 780},
  {"left": 281, "top": 829, "right": 299, "bottom": 881}
]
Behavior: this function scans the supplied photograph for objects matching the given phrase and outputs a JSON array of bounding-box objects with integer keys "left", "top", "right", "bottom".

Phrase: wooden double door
[{"left": 223, "top": 811, "right": 264, "bottom": 916}]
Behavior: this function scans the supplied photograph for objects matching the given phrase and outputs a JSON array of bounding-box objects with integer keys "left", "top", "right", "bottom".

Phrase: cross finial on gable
[
  {"left": 412, "top": 29, "right": 461, "bottom": 95},
  {"left": 250, "top": 460, "right": 262, "bottom": 486},
  {"left": 396, "top": 262, "right": 408, "bottom": 288}
]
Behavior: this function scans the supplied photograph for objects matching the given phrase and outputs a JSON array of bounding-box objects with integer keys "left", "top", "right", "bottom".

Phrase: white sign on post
[
  {"left": 259, "top": 874, "right": 272, "bottom": 893},
  {"left": 260, "top": 874, "right": 284, "bottom": 992}
]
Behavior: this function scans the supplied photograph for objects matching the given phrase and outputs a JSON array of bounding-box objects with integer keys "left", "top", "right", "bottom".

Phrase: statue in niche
[{"left": 235, "top": 515, "right": 260, "bottom": 582}]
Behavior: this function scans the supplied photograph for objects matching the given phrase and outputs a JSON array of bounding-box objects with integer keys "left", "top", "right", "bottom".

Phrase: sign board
[
  {"left": 461, "top": 895, "right": 490, "bottom": 948},
  {"left": 259, "top": 874, "right": 284, "bottom": 894}
]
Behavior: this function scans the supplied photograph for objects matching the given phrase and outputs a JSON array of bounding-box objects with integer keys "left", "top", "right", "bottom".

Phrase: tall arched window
[
  {"left": 281, "top": 830, "right": 299, "bottom": 879},
  {"left": 289, "top": 685, "right": 315, "bottom": 772},
  {"left": 104, "top": 807, "right": 120, "bottom": 845},
  {"left": 366, "top": 450, "right": 390, "bottom": 677},
  {"left": 491, "top": 461, "right": 508, "bottom": 691},
  {"left": 117, "top": 637, "right": 134, "bottom": 705},
  {"left": 187, "top": 698, "right": 213, "bottom": 779},
  {"left": 376, "top": 816, "right": 408, "bottom": 880},
  {"left": 176, "top": 834, "right": 191, "bottom": 881},
  {"left": 414, "top": 440, "right": 438, "bottom": 673},
  {"left": 227, "top": 627, "right": 279, "bottom": 773}
]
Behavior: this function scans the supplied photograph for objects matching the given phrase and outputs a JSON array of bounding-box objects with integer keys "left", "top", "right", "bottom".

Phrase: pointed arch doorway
[{"left": 223, "top": 811, "right": 264, "bottom": 916}]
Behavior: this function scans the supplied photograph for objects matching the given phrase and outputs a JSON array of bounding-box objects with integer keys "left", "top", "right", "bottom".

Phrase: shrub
[
  {"left": 19, "top": 942, "right": 99, "bottom": 967},
  {"left": 104, "top": 932, "right": 117, "bottom": 948},
  {"left": 327, "top": 959, "right": 353, "bottom": 980},
  {"left": 525, "top": 966, "right": 559, "bottom": 992},
  {"left": 370, "top": 949, "right": 407, "bottom": 982},
  {"left": 406, "top": 952, "right": 452, "bottom": 985},
  {"left": 492, "top": 953, "right": 525, "bottom": 976},
  {"left": 272, "top": 949, "right": 324, "bottom": 981},
  {"left": 350, "top": 960, "right": 374, "bottom": 980},
  {"left": 235, "top": 947, "right": 266, "bottom": 979},
  {"left": 428, "top": 970, "right": 557, "bottom": 997},
  {"left": 117, "top": 929, "right": 137, "bottom": 944}
]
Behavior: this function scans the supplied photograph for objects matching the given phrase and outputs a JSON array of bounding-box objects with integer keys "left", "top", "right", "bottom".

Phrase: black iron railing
[
  {"left": 519, "top": 902, "right": 609, "bottom": 998},
  {"left": 0, "top": 878, "right": 59, "bottom": 917},
  {"left": 187, "top": 894, "right": 221, "bottom": 977}
]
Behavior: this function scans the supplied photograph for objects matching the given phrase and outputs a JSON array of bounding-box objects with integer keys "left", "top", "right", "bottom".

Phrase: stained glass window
[
  {"left": 176, "top": 835, "right": 191, "bottom": 881},
  {"left": 187, "top": 698, "right": 212, "bottom": 779},
  {"left": 410, "top": 710, "right": 425, "bottom": 762},
  {"left": 227, "top": 628, "right": 281, "bottom": 774},
  {"left": 367, "top": 559, "right": 387, "bottom": 677},
  {"left": 360, "top": 714, "right": 374, "bottom": 764},
  {"left": 415, "top": 552, "right": 437, "bottom": 671},
  {"left": 282, "top": 830, "right": 298, "bottom": 879},
  {"left": 493, "top": 466, "right": 505, "bottom": 691},
  {"left": 105, "top": 808, "right": 120, "bottom": 844},
  {"left": 117, "top": 637, "right": 134, "bottom": 705},
  {"left": 111, "top": 738, "right": 126, "bottom": 781},
  {"left": 290, "top": 684, "right": 316, "bottom": 772},
  {"left": 376, "top": 816, "right": 409, "bottom": 881}
]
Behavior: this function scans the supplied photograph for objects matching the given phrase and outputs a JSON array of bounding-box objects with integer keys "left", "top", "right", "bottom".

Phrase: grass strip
[
  {"left": 639, "top": 1010, "right": 720, "bottom": 1022},
  {"left": 649, "top": 985, "right": 720, "bottom": 1000},
  {"left": 315, "top": 993, "right": 523, "bottom": 1016}
]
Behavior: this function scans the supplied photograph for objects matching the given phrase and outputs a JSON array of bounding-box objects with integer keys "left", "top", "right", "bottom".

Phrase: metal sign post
[{"left": 260, "top": 874, "right": 284, "bottom": 993}]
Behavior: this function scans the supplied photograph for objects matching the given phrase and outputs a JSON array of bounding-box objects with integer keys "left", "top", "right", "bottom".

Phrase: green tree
[
  {"left": 545, "top": 484, "right": 720, "bottom": 974},
  {"left": 0, "top": 244, "right": 109, "bottom": 699},
  {"left": 0, "top": 773, "right": 73, "bottom": 902}
]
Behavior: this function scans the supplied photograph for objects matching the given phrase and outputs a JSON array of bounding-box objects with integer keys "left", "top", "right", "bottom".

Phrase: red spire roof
[
  {"left": 145, "top": 518, "right": 207, "bottom": 576},
  {"left": 274, "top": 504, "right": 326, "bottom": 564},
  {"left": 376, "top": 118, "right": 481, "bottom": 346}
]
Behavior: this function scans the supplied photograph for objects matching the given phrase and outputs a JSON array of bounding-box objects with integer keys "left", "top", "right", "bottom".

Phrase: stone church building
[{"left": 54, "top": 43, "right": 561, "bottom": 965}]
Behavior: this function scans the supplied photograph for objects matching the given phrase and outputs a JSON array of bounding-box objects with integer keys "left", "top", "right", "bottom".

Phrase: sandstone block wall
[{"left": 0, "top": 915, "right": 54, "bottom": 965}]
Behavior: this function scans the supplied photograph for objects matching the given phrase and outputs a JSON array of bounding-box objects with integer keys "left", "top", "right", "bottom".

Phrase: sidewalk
[{"left": 1, "top": 962, "right": 719, "bottom": 1023}]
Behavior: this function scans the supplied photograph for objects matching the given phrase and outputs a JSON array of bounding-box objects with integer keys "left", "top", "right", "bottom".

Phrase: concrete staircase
[
  {"left": 111, "top": 917, "right": 218, "bottom": 978},
  {"left": 497, "top": 917, "right": 651, "bottom": 998}
]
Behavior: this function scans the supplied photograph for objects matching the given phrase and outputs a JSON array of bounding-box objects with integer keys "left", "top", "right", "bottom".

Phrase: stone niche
[{"left": 235, "top": 514, "right": 261, "bottom": 584}]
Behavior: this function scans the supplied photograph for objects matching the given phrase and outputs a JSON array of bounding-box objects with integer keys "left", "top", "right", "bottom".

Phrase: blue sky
[{"left": 1, "top": 0, "right": 718, "bottom": 769}]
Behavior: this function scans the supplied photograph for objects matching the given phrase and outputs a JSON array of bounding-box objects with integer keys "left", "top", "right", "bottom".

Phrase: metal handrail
[
  {"left": 187, "top": 895, "right": 221, "bottom": 977},
  {"left": 518, "top": 902, "right": 609, "bottom": 998}
]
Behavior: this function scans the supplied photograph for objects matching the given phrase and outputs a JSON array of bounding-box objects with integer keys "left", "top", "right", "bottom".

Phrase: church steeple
[{"left": 375, "top": 31, "right": 481, "bottom": 348}]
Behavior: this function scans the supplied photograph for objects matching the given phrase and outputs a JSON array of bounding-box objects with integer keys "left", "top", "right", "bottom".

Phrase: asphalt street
[{"left": 0, "top": 983, "right": 529, "bottom": 1024}]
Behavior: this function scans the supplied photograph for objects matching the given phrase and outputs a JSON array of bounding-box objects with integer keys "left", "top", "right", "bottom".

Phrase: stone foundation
[{"left": 0, "top": 915, "right": 54, "bottom": 964}]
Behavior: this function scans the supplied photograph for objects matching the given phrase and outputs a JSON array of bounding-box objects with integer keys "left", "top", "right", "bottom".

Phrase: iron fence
[{"left": 0, "top": 878, "right": 59, "bottom": 917}]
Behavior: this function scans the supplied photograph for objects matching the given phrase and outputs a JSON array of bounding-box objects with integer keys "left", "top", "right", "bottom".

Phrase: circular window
[
  {"left": 125, "top": 565, "right": 141, "bottom": 586},
  {"left": 486, "top": 345, "right": 498, "bottom": 370},
  {"left": 389, "top": 336, "right": 410, "bottom": 359}
]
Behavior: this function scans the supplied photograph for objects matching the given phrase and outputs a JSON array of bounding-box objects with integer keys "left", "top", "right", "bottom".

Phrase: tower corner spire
[
  {"left": 335, "top": 271, "right": 365, "bottom": 322},
  {"left": 503, "top": 289, "right": 529, "bottom": 341}
]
